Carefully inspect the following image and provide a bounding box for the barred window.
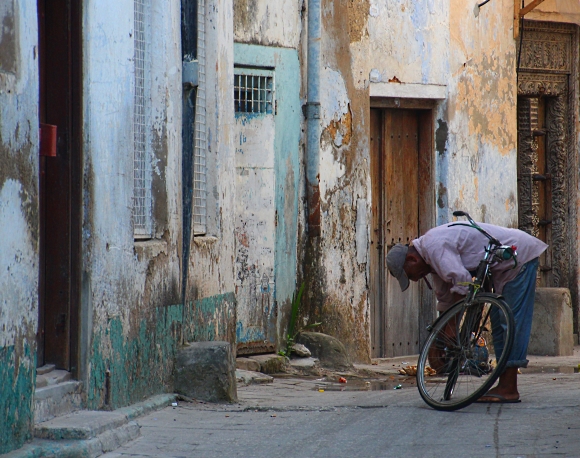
[234,69,274,114]
[133,0,152,238]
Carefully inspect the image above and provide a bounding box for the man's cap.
[386,244,410,292]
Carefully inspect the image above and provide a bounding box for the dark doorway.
[370,107,435,358]
[37,0,82,373]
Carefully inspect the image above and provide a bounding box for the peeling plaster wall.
[83,0,183,410]
[185,0,238,344]
[312,0,521,362]
[232,43,301,352]
[233,0,302,48]
[0,1,38,452]
[229,1,302,352]
[304,0,377,363]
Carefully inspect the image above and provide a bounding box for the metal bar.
[182,60,199,86]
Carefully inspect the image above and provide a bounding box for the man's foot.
[476,367,521,403]
[475,393,521,403]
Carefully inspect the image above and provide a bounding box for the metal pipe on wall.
[305,0,321,237]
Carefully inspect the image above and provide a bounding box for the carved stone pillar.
[517,97,539,238]
[546,95,567,287]
[517,21,575,294]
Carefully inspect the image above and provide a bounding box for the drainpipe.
[305,0,321,237]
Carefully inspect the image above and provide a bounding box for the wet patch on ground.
[313,376,417,392]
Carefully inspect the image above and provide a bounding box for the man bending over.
[386,220,547,403]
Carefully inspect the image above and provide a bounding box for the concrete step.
[5,394,176,458]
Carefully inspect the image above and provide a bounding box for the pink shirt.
[413,222,548,311]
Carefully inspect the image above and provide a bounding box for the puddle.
[521,366,579,374]
[313,378,416,392]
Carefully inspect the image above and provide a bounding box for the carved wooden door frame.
[517,20,579,334]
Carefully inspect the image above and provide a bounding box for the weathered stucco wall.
[301,0,377,363]
[0,1,39,452]
[438,0,518,227]
[362,0,449,88]
[529,0,580,24]
[307,0,520,362]
[185,0,238,345]
[83,0,183,409]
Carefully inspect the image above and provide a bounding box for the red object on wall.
[39,123,57,157]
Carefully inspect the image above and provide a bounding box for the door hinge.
[532,173,552,182]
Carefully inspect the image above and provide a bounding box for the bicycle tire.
[416,294,515,411]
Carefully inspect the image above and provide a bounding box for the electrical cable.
[477,0,492,7]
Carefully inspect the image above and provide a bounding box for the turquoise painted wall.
[87,293,236,410]
[233,44,301,344]
[0,345,35,454]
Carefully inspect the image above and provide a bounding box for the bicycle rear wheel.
[416,294,514,411]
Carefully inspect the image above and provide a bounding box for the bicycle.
[416,211,516,411]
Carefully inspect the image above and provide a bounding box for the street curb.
[3,394,176,458]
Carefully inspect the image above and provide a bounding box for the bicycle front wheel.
[416,294,514,411]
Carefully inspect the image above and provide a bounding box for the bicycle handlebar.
[449,210,518,269]
[449,211,501,245]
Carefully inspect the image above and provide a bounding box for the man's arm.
[431,275,466,312]
[425,243,472,296]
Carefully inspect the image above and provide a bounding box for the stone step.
[35,411,131,440]
[4,394,176,458]
[241,354,287,374]
[35,368,72,388]
[36,364,56,376]
[236,369,274,385]
[34,380,83,424]
[288,356,322,376]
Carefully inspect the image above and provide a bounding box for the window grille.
[234,70,274,114]
[193,0,207,235]
[133,0,152,238]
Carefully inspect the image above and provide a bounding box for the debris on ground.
[398,365,436,376]
[338,377,347,383]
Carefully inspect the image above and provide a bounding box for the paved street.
[103,351,580,458]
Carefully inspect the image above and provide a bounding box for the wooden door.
[370,108,434,358]
[38,0,82,372]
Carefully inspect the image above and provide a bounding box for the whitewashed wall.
[0,0,39,451]
[187,0,236,299]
